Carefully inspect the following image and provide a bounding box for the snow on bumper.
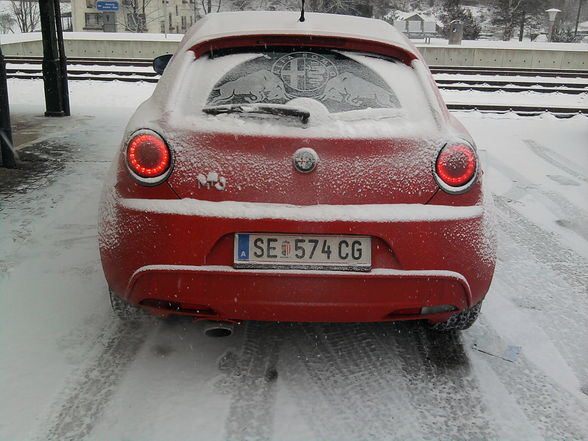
[119,198,484,223]
[99,197,495,322]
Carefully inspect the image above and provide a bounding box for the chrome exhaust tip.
[203,321,234,337]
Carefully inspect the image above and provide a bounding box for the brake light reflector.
[127,133,170,178]
[435,143,477,188]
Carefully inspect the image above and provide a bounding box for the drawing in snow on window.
[206,50,400,113]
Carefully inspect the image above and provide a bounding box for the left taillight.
[126,131,172,185]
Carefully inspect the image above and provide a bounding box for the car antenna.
[299,0,305,22]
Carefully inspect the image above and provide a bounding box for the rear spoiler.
[188,35,418,67]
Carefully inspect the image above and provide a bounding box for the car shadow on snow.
[154,317,471,373]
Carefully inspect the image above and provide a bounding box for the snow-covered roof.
[176,11,415,56]
[394,11,436,21]
[384,11,443,28]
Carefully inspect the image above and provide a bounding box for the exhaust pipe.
[203,321,234,337]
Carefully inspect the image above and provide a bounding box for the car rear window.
[205,49,401,113]
[172,47,438,136]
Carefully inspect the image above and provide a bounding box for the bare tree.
[0,13,16,33]
[199,0,222,14]
[10,0,40,33]
[307,0,372,17]
[232,0,253,9]
[120,0,161,32]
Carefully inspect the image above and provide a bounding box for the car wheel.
[429,302,482,332]
[109,288,145,321]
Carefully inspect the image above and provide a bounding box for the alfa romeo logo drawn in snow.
[272,52,338,95]
[207,50,400,112]
[293,148,319,173]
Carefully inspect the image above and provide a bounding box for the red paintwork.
[98,29,496,324]
[99,153,494,323]
[166,132,443,205]
[131,268,469,323]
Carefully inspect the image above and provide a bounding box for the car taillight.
[435,143,477,192]
[126,131,172,184]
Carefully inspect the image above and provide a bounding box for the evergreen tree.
[491,0,549,41]
[552,25,582,42]
[440,0,481,39]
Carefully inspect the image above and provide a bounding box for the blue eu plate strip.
[237,234,250,261]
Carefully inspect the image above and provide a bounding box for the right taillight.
[125,130,173,185]
[434,142,477,192]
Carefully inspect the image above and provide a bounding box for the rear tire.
[109,289,146,321]
[429,302,482,332]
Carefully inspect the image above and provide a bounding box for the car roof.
[177,11,419,59]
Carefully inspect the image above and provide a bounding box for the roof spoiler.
[188,35,418,66]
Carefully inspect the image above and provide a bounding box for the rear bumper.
[99,195,496,322]
[129,265,471,322]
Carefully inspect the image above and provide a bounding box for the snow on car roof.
[176,11,418,57]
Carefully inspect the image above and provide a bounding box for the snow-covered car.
[98,11,496,333]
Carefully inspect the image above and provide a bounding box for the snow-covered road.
[0,80,587,441]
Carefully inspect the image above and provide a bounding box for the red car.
[98,11,496,334]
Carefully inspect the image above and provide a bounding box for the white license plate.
[234,233,371,271]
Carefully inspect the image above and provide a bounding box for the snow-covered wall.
[418,45,588,69]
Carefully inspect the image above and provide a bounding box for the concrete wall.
[62,39,179,58]
[2,38,587,70]
[0,39,179,58]
[418,46,588,70]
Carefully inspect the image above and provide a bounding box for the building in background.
[71,0,200,33]
[61,11,73,31]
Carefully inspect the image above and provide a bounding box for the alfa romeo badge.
[293,148,319,173]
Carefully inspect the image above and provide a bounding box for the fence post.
[0,45,16,168]
[39,0,70,117]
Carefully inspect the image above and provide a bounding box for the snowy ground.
[443,87,588,108]
[0,79,587,441]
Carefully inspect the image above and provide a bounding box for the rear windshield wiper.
[202,103,310,124]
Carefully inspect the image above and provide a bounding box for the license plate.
[234,233,371,271]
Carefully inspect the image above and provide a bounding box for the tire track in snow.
[493,195,588,291]
[524,139,588,184]
[38,319,152,441]
[467,319,588,440]
[279,324,364,441]
[221,321,282,441]
[489,155,588,242]
[283,323,424,441]
[380,322,497,441]
[492,195,588,391]
[492,246,588,388]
